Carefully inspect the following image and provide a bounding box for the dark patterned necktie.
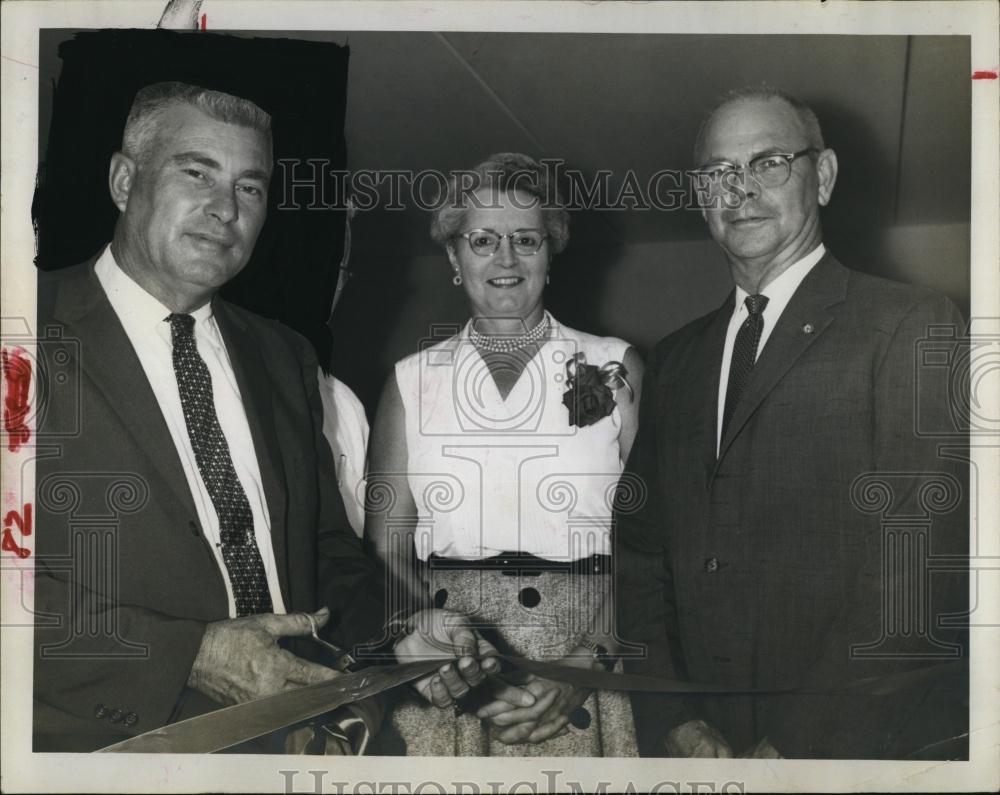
[168,313,273,616]
[721,293,770,441]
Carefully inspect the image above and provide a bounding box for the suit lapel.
[715,253,849,466]
[54,263,200,518]
[212,301,290,601]
[695,298,734,480]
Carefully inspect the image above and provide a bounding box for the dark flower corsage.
[561,352,634,428]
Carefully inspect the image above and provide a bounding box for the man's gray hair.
[693,84,825,164]
[121,81,272,164]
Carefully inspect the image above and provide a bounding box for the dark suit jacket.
[616,253,968,759]
[32,259,385,751]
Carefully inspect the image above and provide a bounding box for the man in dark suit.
[33,81,494,753]
[615,86,968,759]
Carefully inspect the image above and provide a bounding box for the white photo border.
[1,1,997,792]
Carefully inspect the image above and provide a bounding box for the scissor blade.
[99,659,441,754]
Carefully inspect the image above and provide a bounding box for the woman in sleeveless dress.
[366,153,644,757]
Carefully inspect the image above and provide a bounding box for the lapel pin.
[802,323,814,334]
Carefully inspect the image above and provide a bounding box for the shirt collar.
[733,243,826,314]
[95,245,215,339]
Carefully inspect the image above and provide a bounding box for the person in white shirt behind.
[318,372,369,537]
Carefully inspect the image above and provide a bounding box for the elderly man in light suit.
[615,86,968,759]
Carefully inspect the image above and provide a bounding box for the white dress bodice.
[394,314,630,560]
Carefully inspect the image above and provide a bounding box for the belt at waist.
[427,552,611,576]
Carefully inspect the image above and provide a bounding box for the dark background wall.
[35,29,351,368]
[38,31,971,414]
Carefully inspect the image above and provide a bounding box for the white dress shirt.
[716,243,826,452]
[95,246,286,616]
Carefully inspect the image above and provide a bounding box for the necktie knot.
[167,313,196,340]
[745,294,769,316]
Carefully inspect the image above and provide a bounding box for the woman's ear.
[445,242,459,271]
[109,152,137,213]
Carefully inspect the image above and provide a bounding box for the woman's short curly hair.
[430,153,570,255]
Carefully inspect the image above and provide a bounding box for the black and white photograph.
[1,1,997,792]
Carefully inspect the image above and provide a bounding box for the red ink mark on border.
[1,530,30,558]
[5,504,32,537]
[200,13,207,31]
[2,347,32,452]
[2,504,32,559]
[972,70,998,80]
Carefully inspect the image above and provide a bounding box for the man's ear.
[816,148,838,207]
[109,152,137,213]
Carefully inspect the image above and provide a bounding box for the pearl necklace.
[469,313,550,353]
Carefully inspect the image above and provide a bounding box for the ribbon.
[99,656,964,754]
[565,353,634,402]
[598,360,633,402]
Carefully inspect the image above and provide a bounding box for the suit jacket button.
[94,704,108,719]
[704,557,720,573]
[124,712,139,727]
[108,708,124,723]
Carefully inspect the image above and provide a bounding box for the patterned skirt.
[374,561,638,757]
